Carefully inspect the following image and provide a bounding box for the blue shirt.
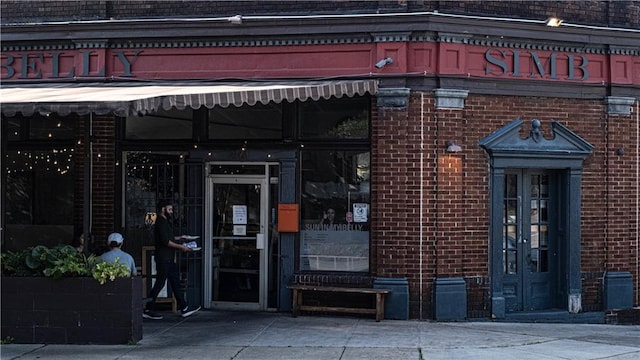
[100,248,137,276]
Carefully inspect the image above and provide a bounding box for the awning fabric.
[0,79,377,117]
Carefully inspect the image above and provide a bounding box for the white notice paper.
[353,203,368,222]
[233,225,247,236]
[233,205,247,224]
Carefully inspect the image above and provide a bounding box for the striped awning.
[0,79,377,117]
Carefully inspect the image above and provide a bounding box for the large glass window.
[300,150,370,272]
[3,113,77,251]
[208,102,283,140]
[299,96,369,139]
[124,152,203,265]
[29,114,75,139]
[5,117,22,141]
[126,108,193,139]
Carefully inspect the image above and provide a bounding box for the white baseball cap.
[107,232,124,245]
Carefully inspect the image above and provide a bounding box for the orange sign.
[277,204,299,232]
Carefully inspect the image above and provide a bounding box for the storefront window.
[299,96,369,139]
[5,117,21,141]
[209,102,283,140]
[29,114,75,139]
[3,113,77,251]
[300,150,370,272]
[3,149,75,250]
[126,108,193,139]
[124,152,203,264]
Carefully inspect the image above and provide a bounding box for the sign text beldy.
[1,50,141,80]
[485,49,589,80]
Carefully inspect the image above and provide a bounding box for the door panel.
[503,170,557,312]
[210,178,266,309]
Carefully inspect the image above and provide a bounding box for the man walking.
[143,200,201,320]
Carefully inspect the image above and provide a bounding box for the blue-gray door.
[503,169,558,312]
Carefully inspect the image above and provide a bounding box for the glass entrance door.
[206,173,268,310]
[503,169,558,312]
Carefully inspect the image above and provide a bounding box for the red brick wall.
[372,94,438,318]
[373,92,639,318]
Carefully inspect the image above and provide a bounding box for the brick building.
[1,1,638,320]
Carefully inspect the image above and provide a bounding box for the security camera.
[375,57,393,69]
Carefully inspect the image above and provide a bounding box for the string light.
[5,149,75,175]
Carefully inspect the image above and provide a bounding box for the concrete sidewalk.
[2,310,639,360]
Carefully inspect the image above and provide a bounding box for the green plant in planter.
[0,249,31,276]
[92,258,131,285]
[2,245,129,284]
[27,245,95,278]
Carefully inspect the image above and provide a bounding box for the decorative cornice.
[113,36,374,48]
[3,44,76,51]
[408,33,437,42]
[437,33,473,44]
[609,45,640,55]
[467,38,609,54]
[466,38,640,56]
[372,32,411,43]
[2,34,638,56]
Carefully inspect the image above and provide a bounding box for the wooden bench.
[288,284,391,322]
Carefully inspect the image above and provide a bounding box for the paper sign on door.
[233,225,246,236]
[233,205,247,224]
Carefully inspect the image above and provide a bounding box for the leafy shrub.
[1,245,129,284]
[92,258,131,284]
[0,249,31,276]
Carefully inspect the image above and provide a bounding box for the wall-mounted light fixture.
[545,17,563,27]
[375,57,394,69]
[228,14,243,24]
[446,141,462,153]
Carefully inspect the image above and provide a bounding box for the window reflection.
[299,97,370,139]
[126,108,193,139]
[4,149,74,250]
[530,174,549,273]
[124,152,201,265]
[503,174,518,274]
[209,102,282,140]
[29,114,75,139]
[300,150,370,272]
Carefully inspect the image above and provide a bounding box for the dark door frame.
[479,119,593,318]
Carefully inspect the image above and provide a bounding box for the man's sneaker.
[180,305,201,318]
[143,310,163,320]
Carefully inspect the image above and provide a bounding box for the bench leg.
[292,289,300,317]
[375,293,385,322]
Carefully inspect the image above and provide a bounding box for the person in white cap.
[100,232,137,276]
